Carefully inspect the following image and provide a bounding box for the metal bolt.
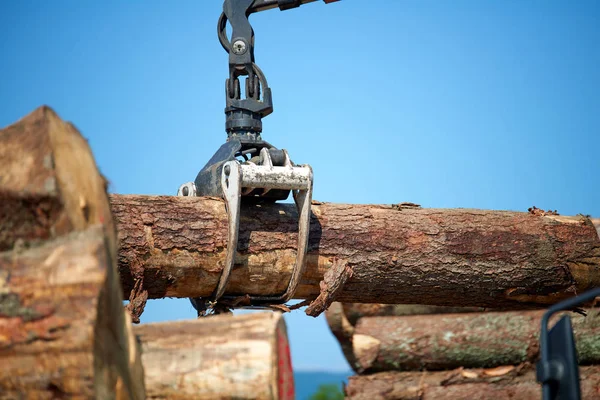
[232,40,247,55]
[224,164,231,176]
[182,186,189,196]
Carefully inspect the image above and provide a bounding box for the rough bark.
[325,302,488,373]
[111,194,600,309]
[351,309,600,372]
[134,312,293,400]
[0,106,144,399]
[344,365,600,400]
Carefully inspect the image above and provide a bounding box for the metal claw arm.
[219,0,340,141]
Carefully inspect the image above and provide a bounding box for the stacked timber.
[0,107,145,398]
[0,107,295,400]
[326,302,600,399]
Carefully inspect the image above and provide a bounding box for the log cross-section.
[112,194,600,309]
[134,312,293,400]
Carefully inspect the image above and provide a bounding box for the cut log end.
[135,312,292,400]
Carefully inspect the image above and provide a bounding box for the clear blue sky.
[1,0,599,373]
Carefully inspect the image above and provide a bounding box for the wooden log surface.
[0,106,144,399]
[344,365,600,400]
[341,303,485,326]
[351,309,600,373]
[326,302,488,373]
[134,312,293,400]
[111,194,600,309]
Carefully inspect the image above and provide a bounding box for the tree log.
[0,107,144,399]
[111,194,600,309]
[351,309,600,372]
[133,312,293,400]
[325,302,487,373]
[344,365,600,400]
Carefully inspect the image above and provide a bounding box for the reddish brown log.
[111,195,600,309]
[344,365,600,400]
[351,309,600,372]
[134,312,293,400]
[0,106,144,399]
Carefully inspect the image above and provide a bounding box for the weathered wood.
[134,312,293,400]
[0,107,144,399]
[111,194,600,309]
[344,365,600,400]
[351,309,600,372]
[0,227,144,398]
[325,302,487,373]
[0,106,114,251]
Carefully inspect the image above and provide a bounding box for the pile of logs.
[2,106,600,399]
[0,107,293,400]
[326,302,600,399]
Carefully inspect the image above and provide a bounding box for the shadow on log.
[134,312,293,400]
[0,106,144,398]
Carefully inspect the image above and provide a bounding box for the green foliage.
[309,383,344,400]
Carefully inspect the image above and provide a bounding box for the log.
[111,195,600,309]
[344,365,600,400]
[325,302,486,373]
[133,312,293,400]
[0,106,144,399]
[351,309,600,372]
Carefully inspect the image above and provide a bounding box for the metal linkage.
[180,0,339,313]
[218,0,340,140]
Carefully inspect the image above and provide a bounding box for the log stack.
[4,106,600,399]
[0,107,145,398]
[327,302,600,399]
[0,107,296,400]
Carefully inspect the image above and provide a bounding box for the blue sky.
[1,1,599,372]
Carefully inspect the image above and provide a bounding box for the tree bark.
[344,365,600,400]
[325,303,487,373]
[350,310,600,372]
[111,194,600,309]
[0,106,144,399]
[133,312,293,400]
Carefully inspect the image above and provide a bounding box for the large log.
[344,365,600,400]
[351,309,600,372]
[0,107,144,398]
[111,195,600,309]
[134,312,293,400]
